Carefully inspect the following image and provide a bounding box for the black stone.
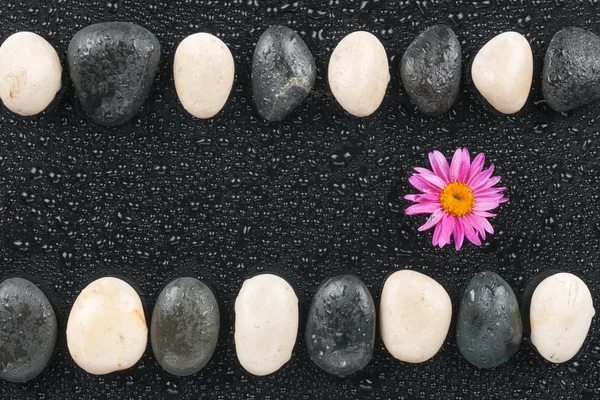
[68,22,161,126]
[400,24,461,117]
[305,274,375,377]
[0,278,57,382]
[456,272,522,369]
[542,27,600,112]
[252,26,316,122]
[151,277,220,376]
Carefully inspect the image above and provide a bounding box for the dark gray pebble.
[252,26,316,122]
[68,22,161,126]
[456,272,522,369]
[0,277,57,382]
[151,277,219,376]
[542,27,600,112]
[400,24,461,117]
[305,274,375,377]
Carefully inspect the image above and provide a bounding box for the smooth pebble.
[0,278,57,382]
[471,32,533,114]
[380,270,452,363]
[67,277,148,375]
[530,273,595,363]
[235,274,298,376]
[174,33,235,119]
[151,277,220,376]
[0,32,62,116]
[328,31,390,117]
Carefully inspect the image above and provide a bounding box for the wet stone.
[305,275,375,377]
[400,24,461,117]
[456,272,522,369]
[252,26,316,122]
[151,277,220,376]
[0,277,57,382]
[542,27,600,113]
[68,22,161,126]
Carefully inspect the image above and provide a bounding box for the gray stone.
[0,277,57,382]
[252,26,316,121]
[400,24,461,117]
[305,274,375,377]
[542,27,600,112]
[68,22,161,126]
[456,272,522,369]
[151,277,220,376]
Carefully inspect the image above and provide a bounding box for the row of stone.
[2,23,600,124]
[0,270,594,382]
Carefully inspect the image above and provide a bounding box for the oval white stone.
[471,31,533,114]
[174,32,235,119]
[328,31,390,117]
[67,277,148,375]
[0,32,62,116]
[234,274,298,376]
[380,270,452,363]
[530,273,595,363]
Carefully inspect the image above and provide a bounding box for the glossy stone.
[400,24,461,117]
[542,27,600,112]
[252,26,316,122]
[67,277,147,375]
[456,272,522,368]
[380,270,452,363]
[68,22,161,126]
[0,32,62,116]
[328,31,390,117]
[471,32,533,114]
[235,274,298,376]
[305,275,375,377]
[530,273,595,363]
[174,32,235,119]
[151,277,220,376]
[0,278,57,382]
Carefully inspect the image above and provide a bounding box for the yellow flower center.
[439,182,475,217]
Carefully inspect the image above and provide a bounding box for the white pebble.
[471,32,533,114]
[0,32,62,116]
[235,274,298,376]
[530,273,595,363]
[380,270,452,363]
[67,277,148,375]
[174,33,235,119]
[328,31,390,117]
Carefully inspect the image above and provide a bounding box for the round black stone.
[542,27,600,112]
[0,277,57,383]
[456,271,522,369]
[305,274,375,377]
[67,22,161,126]
[252,25,316,122]
[151,277,220,376]
[400,24,461,117]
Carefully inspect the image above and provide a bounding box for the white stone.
[234,274,298,376]
[530,273,595,363]
[471,31,533,114]
[380,270,452,363]
[328,31,390,117]
[0,32,62,116]
[174,33,235,119]
[67,277,148,375]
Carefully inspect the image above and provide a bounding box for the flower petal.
[473,175,502,192]
[406,202,442,215]
[463,223,482,246]
[472,210,497,218]
[418,209,445,231]
[409,174,446,193]
[467,153,485,182]
[471,214,494,234]
[469,164,494,188]
[453,218,465,251]
[449,148,469,182]
[473,201,501,212]
[432,222,443,246]
[414,167,434,175]
[429,151,450,183]
[440,214,455,246]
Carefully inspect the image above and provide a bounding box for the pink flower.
[404,148,508,251]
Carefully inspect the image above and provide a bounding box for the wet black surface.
[0,1,599,399]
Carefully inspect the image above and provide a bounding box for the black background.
[1,0,599,399]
